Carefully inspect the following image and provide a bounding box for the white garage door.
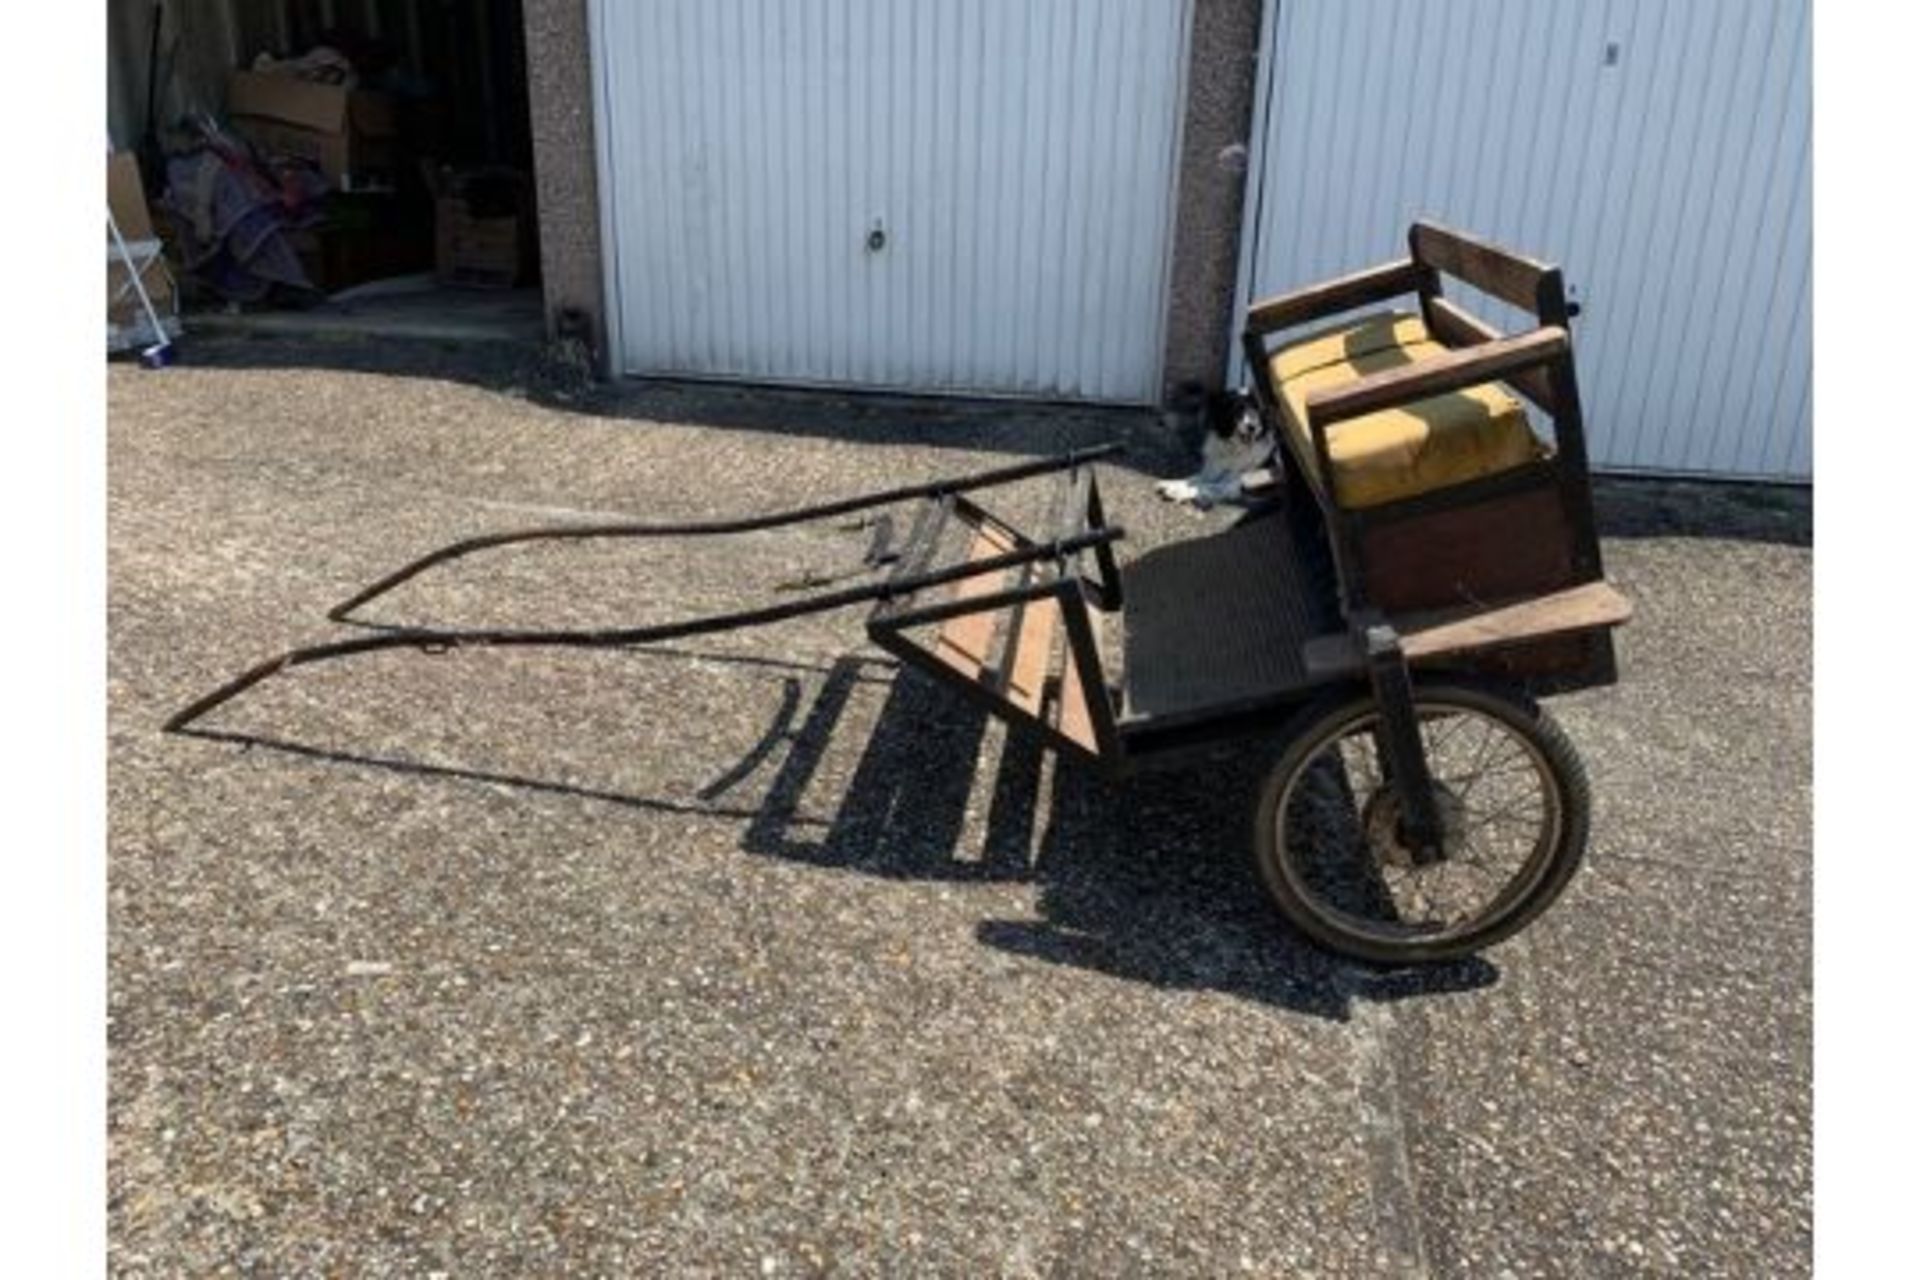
[1233,0,1811,479]
[590,0,1193,403]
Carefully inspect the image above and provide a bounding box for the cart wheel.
[1251,678,1590,965]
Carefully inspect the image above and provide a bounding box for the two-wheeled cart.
[170,222,1630,966]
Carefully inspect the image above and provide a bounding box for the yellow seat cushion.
[1267,311,1544,508]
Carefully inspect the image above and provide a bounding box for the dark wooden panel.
[1359,483,1576,615]
[1463,631,1611,688]
[1411,221,1558,315]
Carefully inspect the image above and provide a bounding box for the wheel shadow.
[735,654,1500,1021]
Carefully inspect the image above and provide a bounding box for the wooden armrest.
[1422,296,1557,413]
[1244,258,1424,336]
[1305,327,1569,428]
[1302,580,1633,676]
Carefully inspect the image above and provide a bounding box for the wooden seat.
[1240,220,1614,688]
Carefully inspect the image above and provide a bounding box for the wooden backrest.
[1408,220,1572,414]
[1409,220,1571,325]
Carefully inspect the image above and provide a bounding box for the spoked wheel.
[1252,678,1591,965]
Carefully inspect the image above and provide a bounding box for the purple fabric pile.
[162,134,329,303]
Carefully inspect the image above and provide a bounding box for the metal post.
[1363,621,1443,860]
[108,205,173,365]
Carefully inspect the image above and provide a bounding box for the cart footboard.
[866,462,1122,767]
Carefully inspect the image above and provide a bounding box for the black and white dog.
[1155,389,1277,509]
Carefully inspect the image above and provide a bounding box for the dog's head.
[1204,390,1266,446]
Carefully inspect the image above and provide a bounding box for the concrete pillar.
[1159,0,1265,403]
[521,0,609,367]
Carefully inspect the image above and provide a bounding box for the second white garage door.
[1231,0,1811,479]
[590,0,1193,403]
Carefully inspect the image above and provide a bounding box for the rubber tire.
[1251,677,1592,966]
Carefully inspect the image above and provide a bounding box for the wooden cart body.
[872,221,1629,779]
[866,455,1628,782]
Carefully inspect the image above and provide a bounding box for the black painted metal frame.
[164,447,1127,735]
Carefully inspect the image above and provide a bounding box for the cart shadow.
[738,656,1500,1022]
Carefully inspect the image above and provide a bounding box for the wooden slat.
[1410,221,1558,316]
[1304,327,1568,427]
[1056,647,1097,752]
[1303,580,1634,676]
[1244,258,1423,335]
[1004,597,1061,717]
[932,523,1017,678]
[1401,581,1631,658]
[1422,297,1557,413]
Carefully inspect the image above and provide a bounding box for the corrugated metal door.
[1234,0,1811,479]
[590,0,1193,403]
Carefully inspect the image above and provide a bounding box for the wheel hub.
[1361,782,1467,867]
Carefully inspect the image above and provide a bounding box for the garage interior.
[107,0,542,348]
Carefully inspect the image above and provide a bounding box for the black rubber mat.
[1118,506,1342,729]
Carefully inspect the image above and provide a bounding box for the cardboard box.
[108,248,175,321]
[107,151,177,348]
[435,197,525,288]
[107,152,154,240]
[227,69,398,188]
[227,69,395,135]
[231,117,398,188]
[287,206,433,295]
[430,168,533,288]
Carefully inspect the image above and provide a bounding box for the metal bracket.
[1044,465,1122,612]
[862,512,898,567]
[1082,472,1123,611]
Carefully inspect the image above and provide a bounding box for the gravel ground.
[108,337,1811,1277]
